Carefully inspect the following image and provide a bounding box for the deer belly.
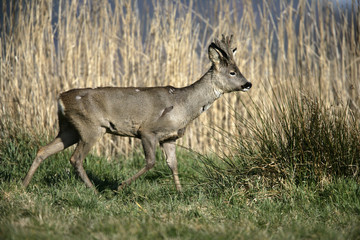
[102,118,141,137]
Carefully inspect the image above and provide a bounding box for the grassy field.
[1,0,360,239]
[1,94,360,239]
[0,127,359,240]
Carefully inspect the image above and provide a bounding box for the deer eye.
[230,71,236,76]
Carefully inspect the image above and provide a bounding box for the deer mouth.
[241,82,252,92]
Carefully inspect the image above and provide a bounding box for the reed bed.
[1,0,359,156]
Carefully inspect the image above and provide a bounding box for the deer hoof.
[117,182,128,191]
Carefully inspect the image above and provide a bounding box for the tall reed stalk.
[1,0,359,156]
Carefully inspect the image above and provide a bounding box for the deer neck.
[182,70,223,116]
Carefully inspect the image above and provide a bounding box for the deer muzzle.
[241,82,252,92]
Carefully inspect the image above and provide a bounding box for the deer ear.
[232,47,237,57]
[208,44,224,65]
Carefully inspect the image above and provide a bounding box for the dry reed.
[1,0,359,156]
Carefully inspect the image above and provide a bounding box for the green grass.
[0,112,360,239]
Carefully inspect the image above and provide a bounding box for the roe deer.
[23,35,252,192]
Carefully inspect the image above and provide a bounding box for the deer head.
[208,35,252,93]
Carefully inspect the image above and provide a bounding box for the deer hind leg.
[161,141,182,192]
[69,135,101,191]
[118,132,157,190]
[23,129,79,187]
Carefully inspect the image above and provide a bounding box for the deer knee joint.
[70,156,77,167]
[36,146,48,160]
[166,156,177,170]
[146,159,156,170]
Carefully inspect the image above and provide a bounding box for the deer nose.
[241,82,252,92]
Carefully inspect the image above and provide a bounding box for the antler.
[212,34,235,60]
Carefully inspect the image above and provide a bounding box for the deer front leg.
[161,141,182,192]
[118,132,157,190]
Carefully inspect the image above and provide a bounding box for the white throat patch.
[213,87,223,99]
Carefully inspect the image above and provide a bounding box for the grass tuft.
[196,93,360,193]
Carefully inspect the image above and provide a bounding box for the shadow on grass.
[86,171,120,193]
